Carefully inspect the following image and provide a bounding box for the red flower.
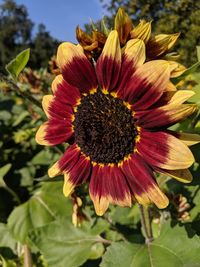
[36,31,198,216]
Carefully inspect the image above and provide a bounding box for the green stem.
[4,186,21,204]
[52,145,64,155]
[139,204,153,244]
[1,180,21,204]
[96,236,112,245]
[23,245,33,267]
[190,109,200,129]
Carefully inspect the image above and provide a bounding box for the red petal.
[89,165,109,216]
[122,60,170,110]
[121,153,169,208]
[107,165,132,207]
[57,43,97,93]
[136,104,197,129]
[136,130,194,170]
[116,39,145,98]
[52,75,81,106]
[48,144,80,177]
[42,95,74,121]
[89,164,132,215]
[96,31,121,92]
[36,119,73,146]
[63,154,91,197]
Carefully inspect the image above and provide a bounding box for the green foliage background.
[1,0,200,266]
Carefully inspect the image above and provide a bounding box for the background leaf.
[29,219,105,267]
[0,164,12,186]
[0,164,12,179]
[0,223,16,252]
[172,62,200,84]
[101,223,200,267]
[6,48,30,80]
[12,111,30,127]
[7,181,72,243]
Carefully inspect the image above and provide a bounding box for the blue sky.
[3,0,108,42]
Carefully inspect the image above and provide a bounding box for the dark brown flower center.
[73,90,137,164]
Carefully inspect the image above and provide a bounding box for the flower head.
[77,8,182,70]
[36,29,198,216]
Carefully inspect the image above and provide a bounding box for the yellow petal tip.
[35,124,48,146]
[48,163,61,178]
[91,195,109,216]
[63,173,74,197]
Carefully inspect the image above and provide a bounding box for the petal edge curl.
[156,168,192,183]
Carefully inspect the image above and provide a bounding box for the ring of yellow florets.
[73,89,138,164]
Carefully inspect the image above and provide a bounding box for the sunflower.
[77,8,183,70]
[36,30,199,216]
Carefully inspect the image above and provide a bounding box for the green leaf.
[89,18,98,31]
[0,223,16,251]
[110,205,140,226]
[188,84,200,105]
[0,256,17,267]
[7,200,53,244]
[88,243,104,260]
[0,164,12,178]
[101,17,110,36]
[88,218,109,236]
[31,149,56,165]
[29,219,105,267]
[100,242,141,267]
[12,111,30,126]
[172,62,200,84]
[18,167,35,187]
[187,184,200,221]
[0,164,12,186]
[101,223,200,267]
[34,181,72,217]
[6,48,30,80]
[7,181,72,243]
[191,72,200,84]
[0,111,12,122]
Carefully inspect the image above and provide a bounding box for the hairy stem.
[139,204,153,244]
[23,245,33,267]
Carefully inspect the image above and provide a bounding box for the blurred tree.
[0,0,59,70]
[0,0,33,70]
[100,0,200,66]
[30,24,59,69]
